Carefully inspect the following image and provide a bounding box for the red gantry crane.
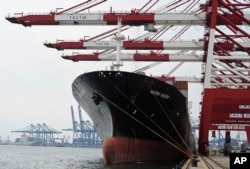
[198,0,250,155]
[6,0,250,156]
[44,39,249,51]
[5,1,250,27]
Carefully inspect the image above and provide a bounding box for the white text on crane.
[69,15,87,20]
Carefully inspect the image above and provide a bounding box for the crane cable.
[145,79,193,157]
[97,73,189,155]
[88,84,188,155]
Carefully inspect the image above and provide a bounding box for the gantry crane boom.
[155,76,202,83]
[71,105,80,131]
[78,105,84,131]
[6,11,250,27]
[5,12,205,27]
[44,39,250,51]
[62,52,204,62]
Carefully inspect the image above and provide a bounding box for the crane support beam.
[6,12,250,27]
[44,40,249,51]
[62,52,204,62]
[155,76,202,83]
[209,124,250,131]
[5,12,204,26]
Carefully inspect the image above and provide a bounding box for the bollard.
[191,158,199,167]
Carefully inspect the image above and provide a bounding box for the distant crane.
[63,105,101,147]
[11,123,62,146]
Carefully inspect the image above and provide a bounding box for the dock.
[183,153,230,169]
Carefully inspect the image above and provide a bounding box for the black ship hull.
[72,71,193,164]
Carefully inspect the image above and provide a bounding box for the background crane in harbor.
[11,123,62,146]
[63,105,101,147]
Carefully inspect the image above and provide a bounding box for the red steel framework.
[43,39,248,51]
[199,0,250,155]
[6,0,250,156]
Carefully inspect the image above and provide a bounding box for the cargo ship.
[14,134,44,146]
[72,71,194,164]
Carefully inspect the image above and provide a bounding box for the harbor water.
[0,145,103,169]
[0,145,177,169]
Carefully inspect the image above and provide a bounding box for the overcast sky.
[0,0,203,142]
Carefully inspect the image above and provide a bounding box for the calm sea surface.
[0,145,176,169]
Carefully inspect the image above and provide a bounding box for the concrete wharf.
[183,153,230,169]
